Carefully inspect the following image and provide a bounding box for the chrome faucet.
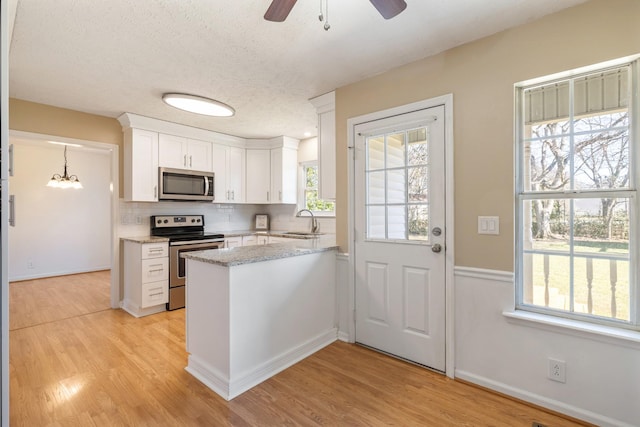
[296,209,319,233]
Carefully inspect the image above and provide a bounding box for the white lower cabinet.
[225,237,243,248]
[268,236,291,243]
[242,235,257,246]
[123,241,169,317]
[256,235,269,245]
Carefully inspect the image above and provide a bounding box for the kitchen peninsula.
[182,237,338,400]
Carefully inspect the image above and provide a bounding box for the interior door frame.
[347,94,455,378]
[9,130,120,309]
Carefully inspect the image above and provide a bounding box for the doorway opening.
[8,131,119,320]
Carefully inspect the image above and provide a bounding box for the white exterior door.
[354,106,446,371]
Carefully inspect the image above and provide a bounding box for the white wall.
[8,142,111,281]
[454,268,640,427]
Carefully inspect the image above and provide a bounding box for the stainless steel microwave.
[158,167,214,201]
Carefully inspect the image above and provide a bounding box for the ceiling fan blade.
[264,0,298,22]
[369,0,407,20]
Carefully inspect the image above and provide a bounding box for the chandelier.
[46,145,83,189]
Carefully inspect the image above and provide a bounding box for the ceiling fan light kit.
[264,0,407,28]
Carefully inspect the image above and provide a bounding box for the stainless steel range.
[150,215,224,310]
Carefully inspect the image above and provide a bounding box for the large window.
[516,60,639,329]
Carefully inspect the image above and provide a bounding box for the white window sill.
[503,310,640,350]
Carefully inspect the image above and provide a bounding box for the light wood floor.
[10,270,111,330]
[9,272,592,426]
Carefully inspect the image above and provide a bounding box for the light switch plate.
[478,216,499,235]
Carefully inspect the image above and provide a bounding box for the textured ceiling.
[9,0,587,140]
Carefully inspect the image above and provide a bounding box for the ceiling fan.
[264,0,408,22]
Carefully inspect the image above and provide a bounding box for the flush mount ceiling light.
[162,93,235,117]
[47,145,83,189]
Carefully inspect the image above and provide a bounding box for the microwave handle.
[204,176,210,197]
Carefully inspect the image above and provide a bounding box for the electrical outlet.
[27,260,35,269]
[548,358,566,383]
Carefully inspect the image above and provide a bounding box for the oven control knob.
[197,219,201,222]
[163,219,168,224]
[191,219,195,223]
[156,219,161,224]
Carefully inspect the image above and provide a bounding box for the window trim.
[297,161,335,217]
[514,57,640,330]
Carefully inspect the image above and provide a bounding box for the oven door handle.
[170,239,224,247]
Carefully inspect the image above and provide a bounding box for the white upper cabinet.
[246,137,299,204]
[212,144,245,203]
[159,134,212,172]
[187,139,213,172]
[123,128,159,202]
[310,91,336,200]
[118,113,299,205]
[271,145,298,204]
[245,149,271,203]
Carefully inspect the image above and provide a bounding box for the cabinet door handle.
[232,190,235,200]
[184,154,187,168]
[9,144,14,176]
[267,191,270,201]
[154,186,157,199]
[190,156,193,168]
[279,190,282,201]
[9,195,15,227]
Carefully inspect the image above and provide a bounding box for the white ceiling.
[9,0,587,140]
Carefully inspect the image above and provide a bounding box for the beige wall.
[9,98,124,196]
[335,0,640,271]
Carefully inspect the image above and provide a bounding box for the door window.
[365,127,430,242]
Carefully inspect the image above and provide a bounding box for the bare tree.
[574,113,629,238]
[527,112,629,240]
[528,121,570,238]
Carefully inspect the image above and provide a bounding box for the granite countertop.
[223,230,323,239]
[120,236,169,244]
[182,235,338,266]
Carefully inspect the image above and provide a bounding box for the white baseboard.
[9,266,111,282]
[337,331,350,342]
[185,356,230,399]
[187,328,338,401]
[455,370,633,427]
[120,299,166,318]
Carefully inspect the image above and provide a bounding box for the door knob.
[432,243,442,253]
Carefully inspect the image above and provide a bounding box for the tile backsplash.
[118,200,335,237]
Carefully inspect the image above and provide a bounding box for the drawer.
[142,242,168,259]
[242,235,257,246]
[141,258,169,283]
[141,281,168,308]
